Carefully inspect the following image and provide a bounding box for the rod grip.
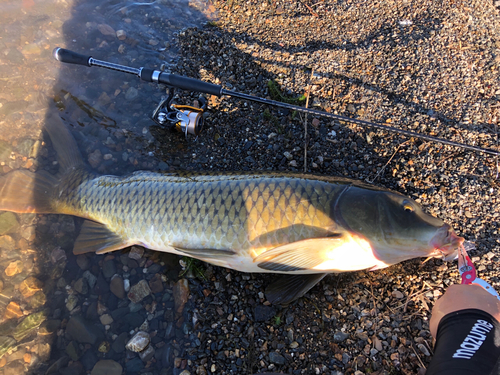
[53,47,92,67]
[158,72,222,96]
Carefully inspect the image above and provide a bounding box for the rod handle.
[157,72,222,97]
[53,47,91,67]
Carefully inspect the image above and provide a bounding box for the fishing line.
[53,47,500,157]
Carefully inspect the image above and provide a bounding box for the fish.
[0,113,464,305]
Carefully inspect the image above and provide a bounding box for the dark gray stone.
[254,305,276,322]
[66,315,103,345]
[269,351,286,365]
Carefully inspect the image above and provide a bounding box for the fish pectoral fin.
[265,273,328,306]
[174,247,236,259]
[73,220,129,255]
[254,237,345,272]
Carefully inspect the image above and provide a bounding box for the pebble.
[19,276,43,298]
[126,331,150,352]
[110,275,125,299]
[129,246,144,260]
[173,279,189,315]
[99,314,113,325]
[91,360,123,375]
[4,260,23,277]
[127,279,151,303]
[66,315,103,345]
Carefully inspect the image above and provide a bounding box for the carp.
[0,113,463,304]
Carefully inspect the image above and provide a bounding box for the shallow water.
[0,0,214,373]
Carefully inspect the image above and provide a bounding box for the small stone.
[125,87,138,100]
[129,246,144,260]
[128,280,151,303]
[269,351,286,365]
[116,30,126,40]
[0,212,19,235]
[173,279,189,315]
[102,259,116,279]
[51,247,67,264]
[4,260,23,277]
[100,314,113,325]
[19,276,43,298]
[103,153,113,160]
[290,341,299,349]
[126,331,150,352]
[112,332,128,353]
[283,151,293,160]
[334,331,350,342]
[149,274,164,294]
[28,291,46,309]
[418,343,430,356]
[4,302,23,320]
[88,149,102,169]
[83,270,97,289]
[66,341,81,361]
[76,255,90,270]
[97,24,116,36]
[23,353,31,364]
[66,315,103,345]
[13,311,46,341]
[254,305,275,322]
[311,118,320,128]
[66,294,78,311]
[74,278,88,295]
[110,275,125,299]
[98,341,110,353]
[91,360,122,375]
[139,344,155,362]
[392,290,404,299]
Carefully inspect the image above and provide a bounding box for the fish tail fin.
[44,112,84,173]
[0,169,58,213]
[0,111,86,214]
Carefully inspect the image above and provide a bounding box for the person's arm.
[427,284,500,375]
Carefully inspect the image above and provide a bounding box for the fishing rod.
[53,47,500,156]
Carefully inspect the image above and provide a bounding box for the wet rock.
[149,274,164,294]
[254,305,276,322]
[66,315,103,345]
[0,235,15,252]
[13,310,46,341]
[128,279,151,303]
[74,278,88,295]
[66,341,81,361]
[102,259,116,279]
[99,314,113,325]
[125,357,144,372]
[28,291,46,309]
[126,331,150,352]
[83,271,97,290]
[66,294,78,311]
[76,255,90,270]
[0,336,15,359]
[97,24,115,36]
[125,87,139,100]
[88,149,102,169]
[98,341,110,353]
[60,362,85,375]
[112,332,128,353]
[392,290,404,299]
[91,360,122,375]
[139,345,155,362]
[80,350,98,372]
[129,246,144,260]
[3,360,25,375]
[4,260,23,277]
[269,351,286,365]
[51,247,67,264]
[173,279,189,315]
[3,302,23,320]
[110,275,125,299]
[0,212,18,235]
[19,276,43,298]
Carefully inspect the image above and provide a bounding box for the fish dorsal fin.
[174,247,236,258]
[74,220,129,255]
[44,112,84,173]
[265,273,327,305]
[255,236,382,272]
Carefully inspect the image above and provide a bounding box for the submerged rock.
[13,310,46,341]
[173,279,189,315]
[0,336,16,358]
[66,315,103,345]
[125,331,150,352]
[0,212,19,236]
[127,280,151,303]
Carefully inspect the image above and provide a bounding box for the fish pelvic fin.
[0,169,58,213]
[74,220,130,255]
[44,112,84,173]
[265,273,327,306]
[255,236,382,272]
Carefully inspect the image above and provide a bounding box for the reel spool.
[152,90,207,138]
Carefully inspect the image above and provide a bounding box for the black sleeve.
[426,309,500,375]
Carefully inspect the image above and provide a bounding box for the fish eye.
[402,200,414,212]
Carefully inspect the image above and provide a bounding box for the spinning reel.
[152,89,207,138]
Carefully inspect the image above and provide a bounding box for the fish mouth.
[429,224,464,260]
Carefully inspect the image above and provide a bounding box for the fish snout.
[430,224,464,256]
